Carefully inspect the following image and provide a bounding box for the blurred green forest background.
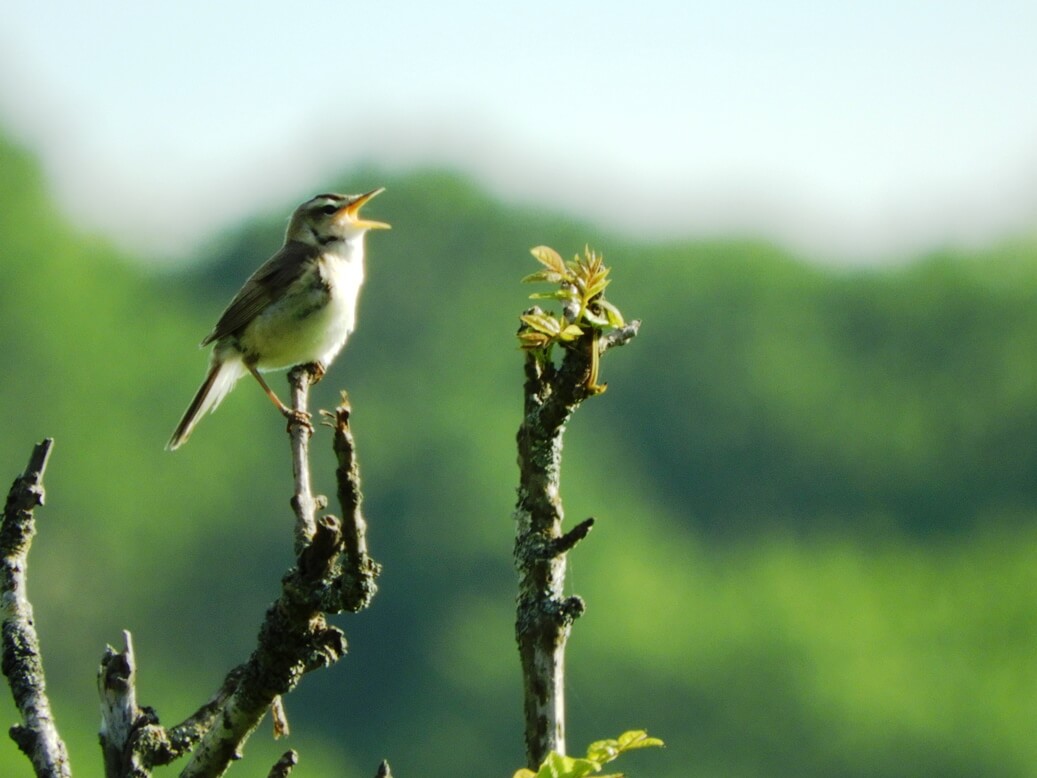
[2,127,1037,778]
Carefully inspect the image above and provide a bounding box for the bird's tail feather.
[166,357,247,450]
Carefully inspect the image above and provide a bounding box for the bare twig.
[324,393,380,613]
[270,695,290,739]
[598,320,641,354]
[287,364,325,555]
[374,759,393,777]
[98,633,141,764]
[97,631,178,778]
[266,749,298,778]
[1,439,72,778]
[552,518,595,556]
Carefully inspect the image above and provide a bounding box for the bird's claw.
[284,408,314,436]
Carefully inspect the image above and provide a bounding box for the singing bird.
[167,189,390,450]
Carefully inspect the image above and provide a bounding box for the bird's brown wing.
[201,240,316,346]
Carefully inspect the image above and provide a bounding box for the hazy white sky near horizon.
[2,0,1035,263]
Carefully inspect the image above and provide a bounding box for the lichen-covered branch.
[0,438,72,778]
[325,393,380,613]
[177,576,348,778]
[512,338,594,766]
[179,381,381,778]
[266,750,298,778]
[2,379,382,778]
[98,632,182,778]
[512,246,640,768]
[166,666,244,752]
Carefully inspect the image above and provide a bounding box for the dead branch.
[0,439,72,778]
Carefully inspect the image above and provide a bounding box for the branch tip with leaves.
[519,245,635,394]
[514,245,640,767]
[513,729,665,778]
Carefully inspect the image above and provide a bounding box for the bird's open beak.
[343,187,390,230]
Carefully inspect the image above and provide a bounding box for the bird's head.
[288,189,390,245]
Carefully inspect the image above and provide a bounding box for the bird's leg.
[247,365,292,414]
[248,366,313,433]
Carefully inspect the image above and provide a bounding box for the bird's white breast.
[313,241,366,362]
[248,237,366,371]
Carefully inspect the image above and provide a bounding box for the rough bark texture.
[2,374,382,777]
[266,750,297,778]
[179,380,380,778]
[0,439,72,778]
[97,632,192,778]
[513,321,640,768]
[326,393,380,613]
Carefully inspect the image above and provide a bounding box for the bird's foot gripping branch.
[513,245,642,769]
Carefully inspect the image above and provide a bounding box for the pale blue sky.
[2,1,1035,261]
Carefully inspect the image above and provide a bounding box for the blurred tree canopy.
[1,130,1037,777]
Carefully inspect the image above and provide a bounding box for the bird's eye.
[320,204,338,215]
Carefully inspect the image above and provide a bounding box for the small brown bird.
[167,189,389,450]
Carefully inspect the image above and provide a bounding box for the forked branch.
[179,371,380,777]
[2,370,383,778]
